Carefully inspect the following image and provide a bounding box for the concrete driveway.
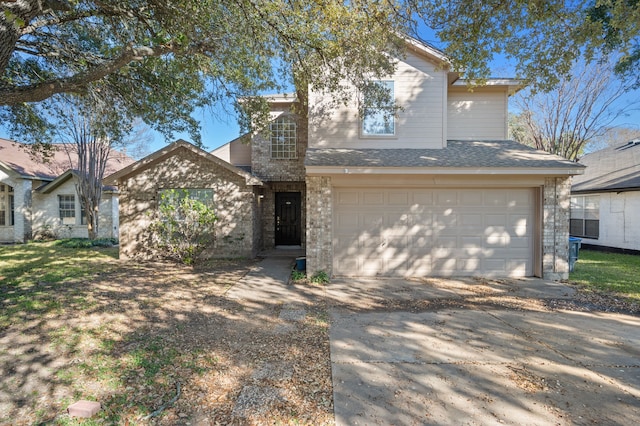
[326,278,640,425]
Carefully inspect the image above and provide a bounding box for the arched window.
[270,116,297,159]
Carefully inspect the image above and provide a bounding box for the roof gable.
[572,140,640,192]
[104,139,263,186]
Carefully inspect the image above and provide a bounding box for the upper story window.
[0,184,14,226]
[361,80,395,136]
[270,116,297,159]
[570,195,599,239]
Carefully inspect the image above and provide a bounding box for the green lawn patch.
[570,249,640,300]
[0,241,118,329]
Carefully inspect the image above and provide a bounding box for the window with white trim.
[361,80,395,136]
[570,195,599,239]
[59,194,76,225]
[0,184,14,226]
[270,116,297,159]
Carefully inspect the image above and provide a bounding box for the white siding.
[308,50,448,149]
[578,191,640,251]
[211,143,230,162]
[32,178,117,239]
[447,89,508,140]
[212,139,252,167]
[229,139,252,166]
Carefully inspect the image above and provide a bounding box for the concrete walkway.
[225,255,322,305]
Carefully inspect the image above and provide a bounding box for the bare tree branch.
[511,59,640,160]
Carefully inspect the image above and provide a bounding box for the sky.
[2,27,639,157]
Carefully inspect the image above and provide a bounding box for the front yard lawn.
[0,242,333,425]
[570,249,640,300]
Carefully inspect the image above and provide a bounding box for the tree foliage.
[2,1,639,145]
[1,0,406,144]
[149,190,218,265]
[408,0,640,89]
[509,60,639,160]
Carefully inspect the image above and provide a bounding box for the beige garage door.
[333,188,535,277]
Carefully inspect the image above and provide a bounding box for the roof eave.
[571,186,640,194]
[37,169,76,193]
[306,166,584,176]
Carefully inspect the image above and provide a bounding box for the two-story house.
[106,39,583,280]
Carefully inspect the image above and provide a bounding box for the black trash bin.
[569,237,582,272]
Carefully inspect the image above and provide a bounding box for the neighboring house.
[0,138,134,242]
[106,39,584,280]
[571,139,640,252]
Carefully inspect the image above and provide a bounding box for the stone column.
[305,176,332,277]
[542,177,571,280]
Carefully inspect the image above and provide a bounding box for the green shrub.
[148,189,218,265]
[53,238,118,248]
[291,269,306,281]
[309,270,330,284]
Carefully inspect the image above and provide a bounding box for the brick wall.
[117,147,258,260]
[542,176,571,280]
[251,111,308,181]
[305,176,332,276]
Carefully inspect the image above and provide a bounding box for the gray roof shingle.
[572,140,640,192]
[305,140,582,170]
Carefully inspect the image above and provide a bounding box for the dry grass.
[0,242,333,425]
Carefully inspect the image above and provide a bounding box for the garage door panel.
[388,192,410,205]
[460,191,483,205]
[333,188,535,277]
[434,191,459,206]
[336,191,360,205]
[485,191,508,206]
[412,191,434,205]
[363,192,384,205]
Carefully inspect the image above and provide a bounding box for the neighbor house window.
[361,80,395,136]
[0,184,14,226]
[570,195,599,239]
[59,194,76,225]
[80,203,87,225]
[270,116,297,159]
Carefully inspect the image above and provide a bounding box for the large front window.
[361,80,395,136]
[270,116,297,159]
[158,189,214,209]
[0,184,14,226]
[570,195,599,239]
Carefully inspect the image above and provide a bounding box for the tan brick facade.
[116,146,260,260]
[542,176,572,280]
[305,176,332,276]
[251,112,307,182]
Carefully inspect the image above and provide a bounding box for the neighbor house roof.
[305,140,584,175]
[0,137,134,181]
[104,139,263,186]
[572,139,640,193]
